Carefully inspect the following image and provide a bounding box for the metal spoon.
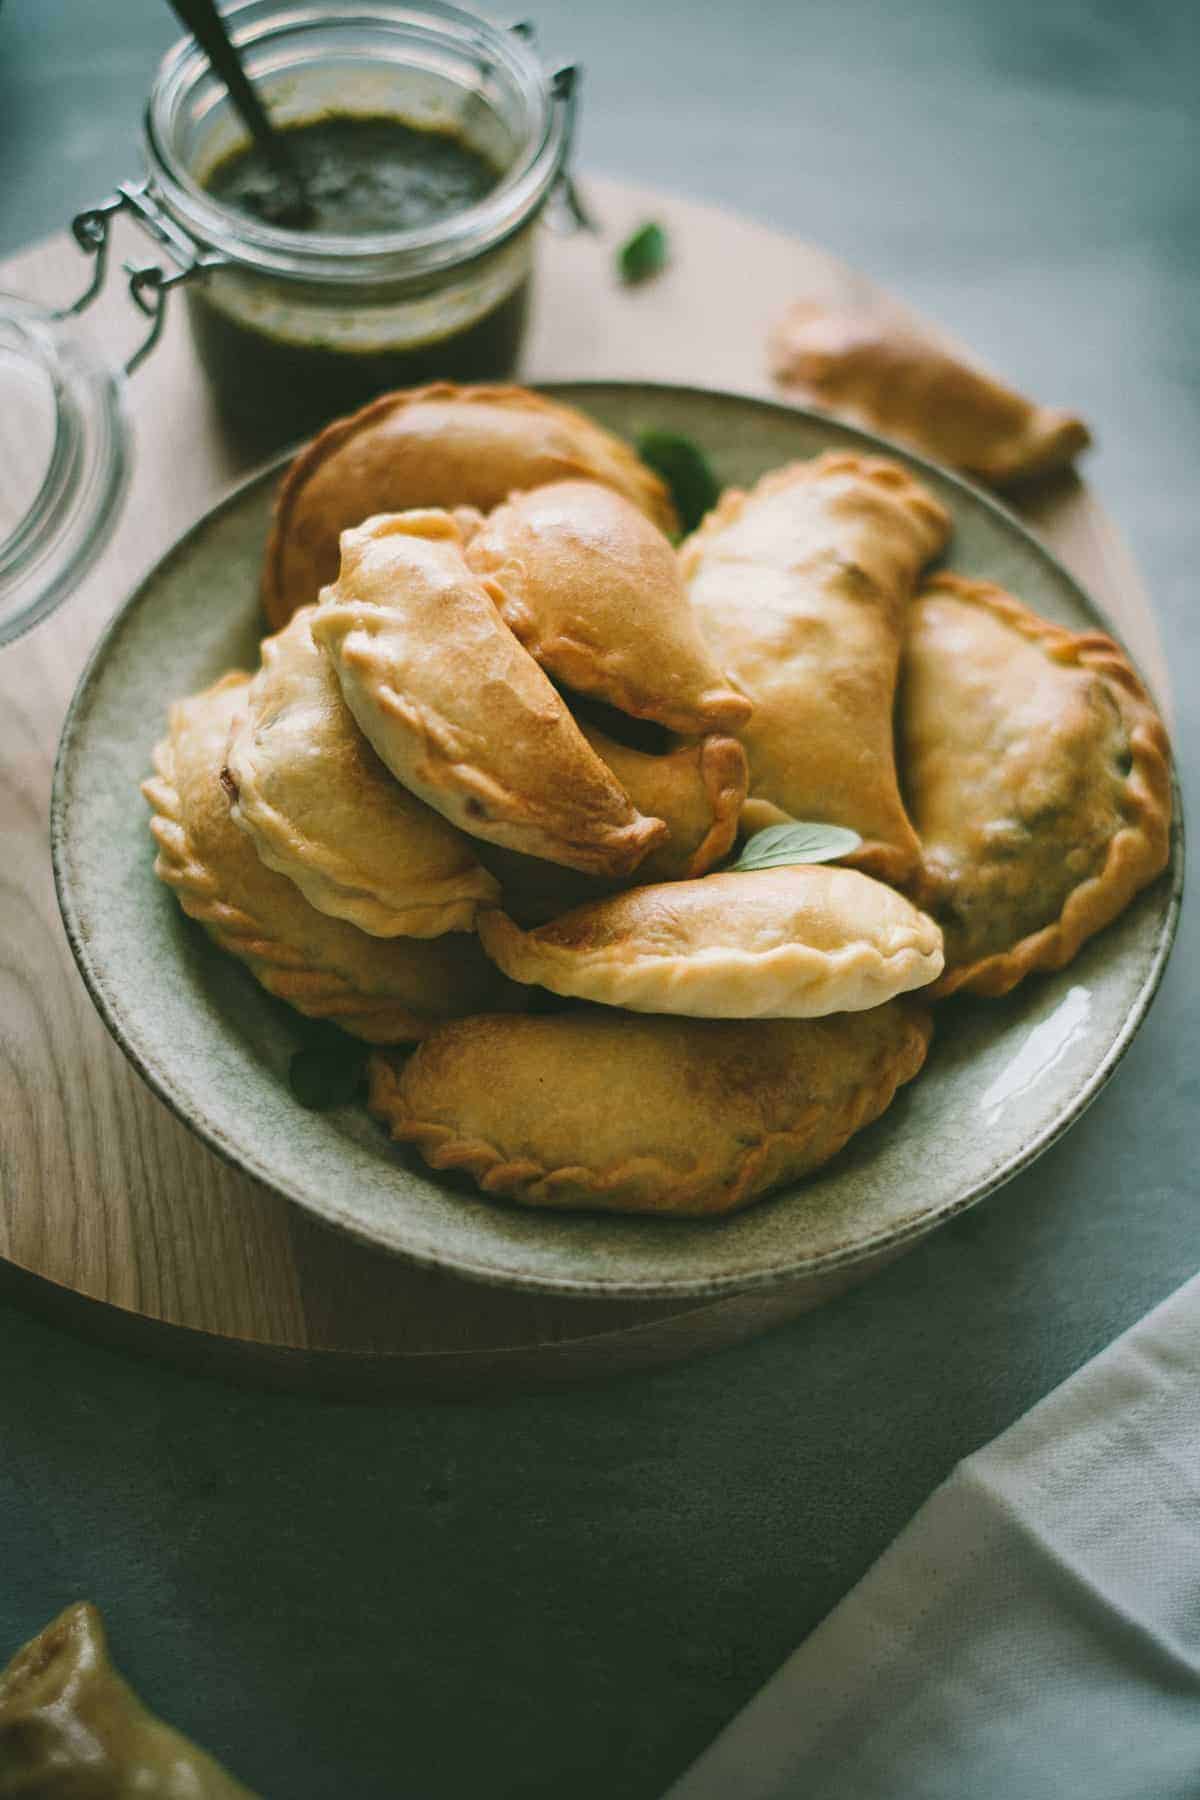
[165,0,314,228]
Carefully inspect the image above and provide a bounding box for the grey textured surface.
[2,3,1197,1798]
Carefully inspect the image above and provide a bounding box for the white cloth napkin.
[668,1272,1200,1800]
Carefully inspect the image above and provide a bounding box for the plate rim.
[50,380,1186,1300]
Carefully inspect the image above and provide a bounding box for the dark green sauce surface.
[203,114,501,235]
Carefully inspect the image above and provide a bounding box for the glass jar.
[0,2,581,642]
[89,1,580,450]
[0,296,128,645]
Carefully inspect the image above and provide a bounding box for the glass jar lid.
[0,293,129,647]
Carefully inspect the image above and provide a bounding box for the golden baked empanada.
[369,1001,932,1216]
[478,865,944,1017]
[465,479,751,733]
[473,730,748,923]
[681,452,949,882]
[770,304,1091,487]
[142,673,518,1042]
[902,573,1172,997]
[581,724,747,884]
[262,382,678,627]
[0,1602,255,1798]
[223,605,498,937]
[310,511,667,878]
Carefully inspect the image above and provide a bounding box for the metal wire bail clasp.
[505,24,592,234]
[60,181,228,374]
[548,64,595,234]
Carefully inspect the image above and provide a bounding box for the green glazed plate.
[51,384,1182,1300]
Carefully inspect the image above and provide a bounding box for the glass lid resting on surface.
[0,294,129,648]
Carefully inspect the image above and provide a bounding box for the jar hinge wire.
[59,181,229,374]
[549,64,597,233]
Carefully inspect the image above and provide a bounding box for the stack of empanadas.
[143,382,1172,1222]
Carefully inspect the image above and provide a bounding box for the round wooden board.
[0,176,1171,1391]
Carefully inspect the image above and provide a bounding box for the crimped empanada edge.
[678,447,951,562]
[261,382,678,627]
[683,735,749,877]
[918,573,1173,999]
[322,611,670,880]
[367,1004,932,1217]
[477,908,944,1018]
[223,609,501,937]
[223,742,498,939]
[141,697,437,1044]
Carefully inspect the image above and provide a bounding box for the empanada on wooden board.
[769,303,1091,488]
[224,606,498,937]
[369,1001,932,1217]
[310,511,667,878]
[902,573,1172,997]
[474,729,749,923]
[0,1602,256,1798]
[465,479,751,733]
[681,452,949,882]
[142,674,517,1042]
[478,865,944,1018]
[261,382,678,627]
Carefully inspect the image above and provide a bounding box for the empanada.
[0,1602,255,1798]
[478,865,944,1017]
[770,303,1091,487]
[464,479,751,733]
[223,605,498,937]
[473,730,748,923]
[902,573,1172,997]
[369,1001,932,1217]
[142,673,518,1042]
[680,452,949,882]
[262,382,678,627]
[581,724,748,884]
[310,511,668,878]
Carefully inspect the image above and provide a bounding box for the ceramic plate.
[52,384,1182,1300]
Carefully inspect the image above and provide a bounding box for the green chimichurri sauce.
[191,113,529,452]
[204,114,501,235]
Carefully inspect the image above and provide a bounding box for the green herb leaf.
[617,220,669,284]
[289,1044,367,1111]
[635,430,720,534]
[726,822,863,873]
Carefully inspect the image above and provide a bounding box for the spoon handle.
[165,0,306,197]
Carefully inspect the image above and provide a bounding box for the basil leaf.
[617,220,669,284]
[727,822,863,872]
[635,430,720,534]
[289,1044,366,1111]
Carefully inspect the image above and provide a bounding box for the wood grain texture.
[0,176,1170,1387]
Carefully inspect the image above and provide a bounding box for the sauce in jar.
[204,114,502,234]
[128,5,573,452]
[189,112,532,449]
